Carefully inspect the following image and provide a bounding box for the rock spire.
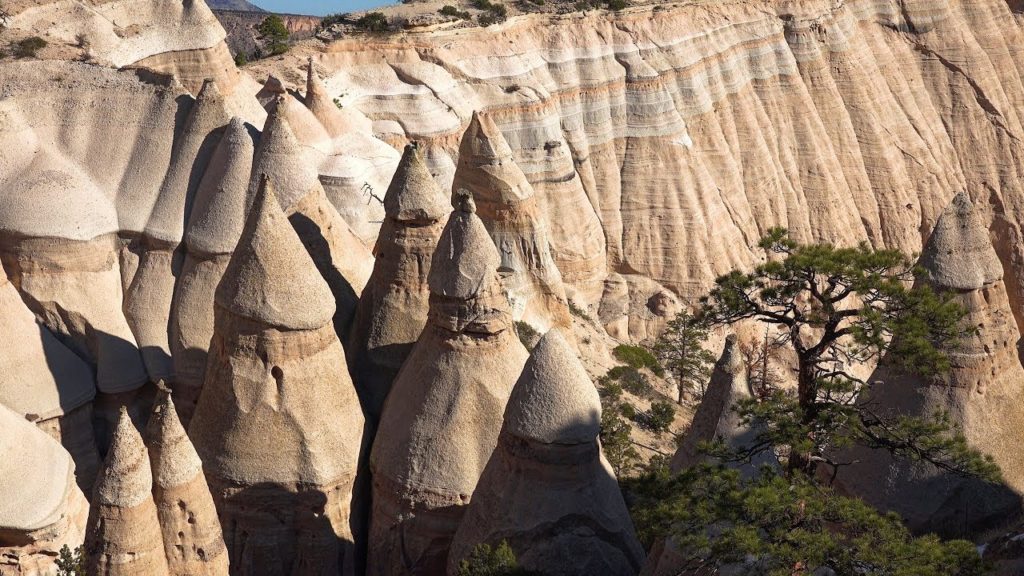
[170,116,256,425]
[839,193,1024,537]
[188,178,365,574]
[453,111,572,331]
[85,407,170,576]
[368,191,529,575]
[349,142,450,421]
[145,388,228,575]
[447,330,645,575]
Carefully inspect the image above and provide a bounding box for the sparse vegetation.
[567,300,590,320]
[653,311,716,404]
[13,36,47,58]
[439,5,471,19]
[612,344,662,375]
[233,51,248,66]
[598,376,640,475]
[457,540,538,575]
[55,545,84,576]
[320,13,347,29]
[514,321,540,350]
[635,400,675,433]
[355,12,389,32]
[257,15,289,56]
[574,0,627,11]
[473,0,508,26]
[605,366,652,397]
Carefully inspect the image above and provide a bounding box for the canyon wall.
[254,0,1024,338]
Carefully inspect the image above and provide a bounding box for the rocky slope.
[253,0,1024,342]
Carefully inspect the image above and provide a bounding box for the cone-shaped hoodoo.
[838,193,1024,537]
[447,330,645,575]
[189,178,365,575]
[349,142,450,422]
[170,116,256,425]
[368,192,529,575]
[0,404,89,576]
[85,407,170,575]
[453,111,571,331]
[145,388,228,575]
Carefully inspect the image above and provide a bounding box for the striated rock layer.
[258,0,1024,342]
[452,111,572,332]
[839,193,1024,537]
[349,142,450,422]
[145,389,229,576]
[189,180,365,576]
[368,194,529,575]
[0,404,89,576]
[447,329,644,575]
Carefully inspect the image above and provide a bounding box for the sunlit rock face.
[188,181,365,575]
[368,195,529,575]
[348,142,450,423]
[838,193,1024,537]
[0,404,89,576]
[447,329,645,576]
[263,0,1024,340]
[452,111,572,333]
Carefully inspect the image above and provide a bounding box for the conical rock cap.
[304,59,349,136]
[0,403,79,532]
[504,329,600,444]
[920,192,1003,290]
[384,143,450,222]
[95,407,153,508]
[250,98,323,210]
[428,193,501,300]
[454,111,534,208]
[216,177,335,330]
[186,117,256,255]
[145,388,204,490]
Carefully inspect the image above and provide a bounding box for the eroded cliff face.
[256,0,1024,340]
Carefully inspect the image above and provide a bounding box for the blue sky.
[253,0,396,16]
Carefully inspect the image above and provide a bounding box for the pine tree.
[653,311,716,404]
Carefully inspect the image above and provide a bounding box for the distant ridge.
[207,0,266,12]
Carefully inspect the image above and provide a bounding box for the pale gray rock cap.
[0,403,77,532]
[920,192,1003,290]
[428,192,501,300]
[145,388,204,490]
[185,116,256,256]
[384,143,450,222]
[504,329,601,444]
[216,176,335,330]
[94,407,154,508]
[248,97,322,210]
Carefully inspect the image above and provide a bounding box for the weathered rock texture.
[145,389,229,576]
[85,407,170,576]
[447,329,644,575]
[170,116,256,424]
[0,404,89,576]
[252,0,1024,343]
[349,142,450,422]
[839,193,1024,537]
[0,271,100,494]
[642,335,779,576]
[188,180,364,575]
[368,194,529,575]
[453,111,571,332]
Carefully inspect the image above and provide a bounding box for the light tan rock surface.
[170,116,256,424]
[0,404,89,576]
[447,329,644,575]
[349,142,450,422]
[453,111,572,332]
[145,389,229,576]
[188,180,365,575]
[838,193,1024,537]
[253,0,1024,333]
[85,407,170,576]
[0,271,100,493]
[368,194,529,575]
